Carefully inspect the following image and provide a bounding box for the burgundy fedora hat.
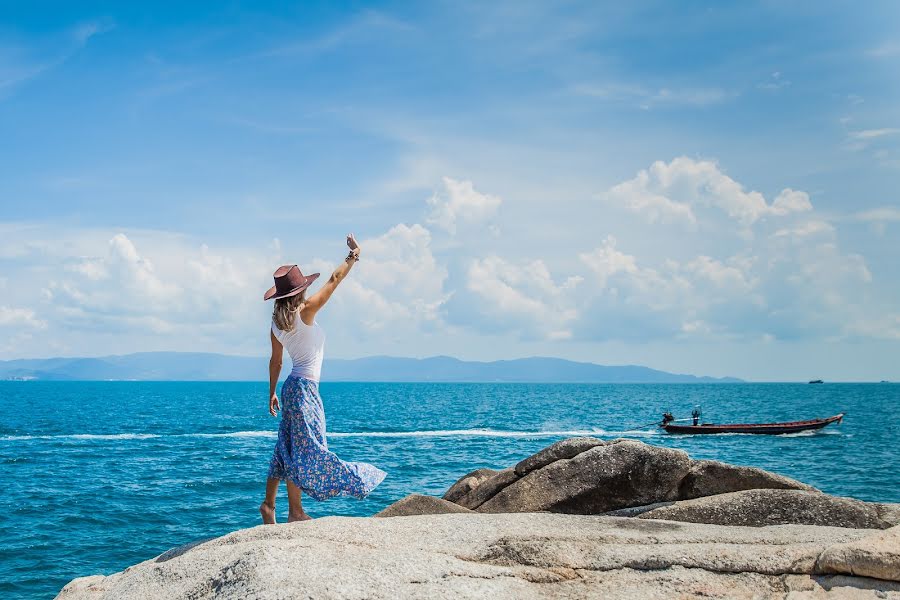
[263,265,320,301]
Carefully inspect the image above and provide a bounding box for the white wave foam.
[0,433,162,441]
[328,428,609,438]
[1,428,611,442]
[69,433,161,440]
[189,431,275,439]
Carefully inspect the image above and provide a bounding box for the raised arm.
[268,329,283,416]
[301,234,361,323]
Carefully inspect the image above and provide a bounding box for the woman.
[260,234,386,524]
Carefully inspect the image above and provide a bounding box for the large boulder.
[376,494,474,517]
[513,437,607,477]
[442,468,498,504]
[456,468,520,510]
[58,513,900,599]
[816,525,900,582]
[477,440,692,514]
[639,489,893,529]
[678,459,817,500]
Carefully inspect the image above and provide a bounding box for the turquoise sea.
[0,381,898,599]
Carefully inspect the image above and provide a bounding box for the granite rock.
[639,489,893,529]
[375,494,474,517]
[56,513,900,600]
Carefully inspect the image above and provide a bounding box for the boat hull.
[663,414,843,435]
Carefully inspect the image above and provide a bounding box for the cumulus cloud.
[1,163,896,361]
[605,157,811,227]
[464,159,891,343]
[426,177,502,234]
[31,230,277,350]
[465,255,581,340]
[316,224,450,335]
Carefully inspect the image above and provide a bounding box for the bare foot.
[260,502,276,525]
[288,511,313,523]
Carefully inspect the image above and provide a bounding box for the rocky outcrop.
[435,438,895,533]
[442,468,497,503]
[375,494,473,517]
[58,437,899,599]
[677,459,817,499]
[478,440,691,514]
[637,489,895,529]
[513,436,607,476]
[456,467,519,510]
[816,525,900,582]
[56,514,900,599]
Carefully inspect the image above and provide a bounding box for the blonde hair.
[272,291,306,332]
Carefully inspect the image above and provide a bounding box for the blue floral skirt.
[267,375,386,501]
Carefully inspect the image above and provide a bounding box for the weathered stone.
[57,513,900,600]
[513,437,606,477]
[876,503,900,527]
[640,489,892,529]
[603,501,675,518]
[816,525,900,582]
[678,459,818,500]
[478,440,692,514]
[375,494,474,517]
[456,467,519,510]
[442,468,498,503]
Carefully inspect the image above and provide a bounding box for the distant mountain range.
[0,352,741,383]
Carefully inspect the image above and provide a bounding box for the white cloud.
[605,157,811,226]
[848,128,900,140]
[851,207,900,222]
[605,173,696,226]
[462,159,890,343]
[573,83,730,109]
[774,220,835,238]
[578,236,643,288]
[426,177,502,234]
[465,255,580,340]
[0,306,47,330]
[1,162,896,361]
[757,71,791,91]
[317,223,450,335]
[867,41,900,58]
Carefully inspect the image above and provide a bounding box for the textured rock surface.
[816,525,900,582]
[678,459,818,500]
[877,503,900,527]
[456,467,519,510]
[56,514,900,600]
[445,439,831,519]
[442,468,498,503]
[639,489,893,529]
[513,436,607,476]
[375,494,473,517]
[478,440,691,514]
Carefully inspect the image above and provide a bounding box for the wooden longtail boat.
[660,413,844,435]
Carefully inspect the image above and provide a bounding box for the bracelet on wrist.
[346,249,360,262]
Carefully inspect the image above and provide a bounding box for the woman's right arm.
[302,233,361,322]
[268,330,283,416]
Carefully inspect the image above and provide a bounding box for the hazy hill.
[0,352,740,383]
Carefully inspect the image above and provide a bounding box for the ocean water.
[0,381,897,599]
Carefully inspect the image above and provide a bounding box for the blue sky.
[1,1,898,380]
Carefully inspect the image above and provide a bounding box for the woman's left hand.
[269,393,280,417]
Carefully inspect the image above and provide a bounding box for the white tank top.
[272,316,326,381]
